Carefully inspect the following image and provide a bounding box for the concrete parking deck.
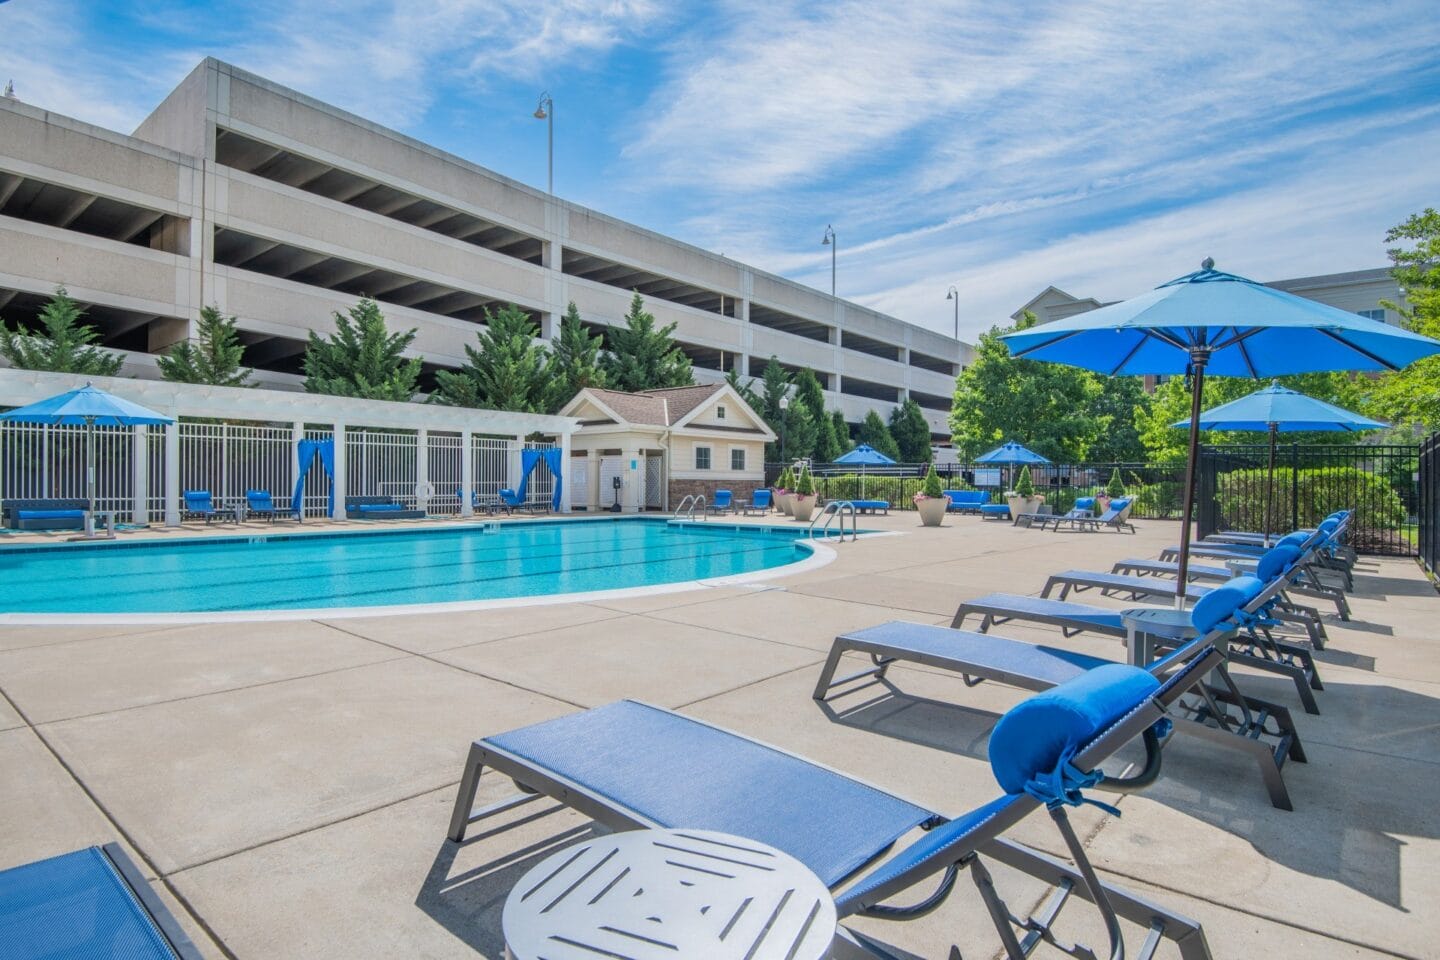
[1,513,1436,958]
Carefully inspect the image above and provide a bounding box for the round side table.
[503,828,836,960]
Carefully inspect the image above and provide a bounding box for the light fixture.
[946,285,959,341]
[533,92,554,194]
[821,225,836,296]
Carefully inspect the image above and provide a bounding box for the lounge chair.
[0,843,204,959]
[497,487,547,515]
[1068,496,1135,533]
[1160,518,1353,591]
[943,489,989,513]
[244,489,296,523]
[850,499,889,515]
[181,490,236,524]
[1113,555,1351,621]
[744,489,772,515]
[708,489,734,514]
[1,497,89,531]
[820,578,1305,809]
[1025,496,1096,531]
[448,666,1218,960]
[344,496,425,520]
[1039,546,1325,713]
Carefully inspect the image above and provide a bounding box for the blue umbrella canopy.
[834,443,896,466]
[1002,263,1440,376]
[999,260,1440,601]
[0,383,172,426]
[975,441,1051,465]
[1173,381,1386,433]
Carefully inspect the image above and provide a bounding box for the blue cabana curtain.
[514,447,564,511]
[291,439,336,518]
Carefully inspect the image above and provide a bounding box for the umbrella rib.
[1237,335,1260,379]
[1007,329,1083,358]
[1108,336,1148,376]
[1317,329,1402,371]
[1146,328,1191,351]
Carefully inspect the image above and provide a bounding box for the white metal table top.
[502,828,836,960]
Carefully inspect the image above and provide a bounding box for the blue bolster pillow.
[16,509,86,519]
[1256,544,1302,581]
[1191,575,1265,633]
[988,663,1159,795]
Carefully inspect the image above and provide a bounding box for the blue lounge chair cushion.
[853,500,888,509]
[979,503,1010,516]
[1255,544,1303,581]
[1189,575,1265,634]
[356,503,400,512]
[0,847,181,959]
[15,509,85,519]
[485,700,935,887]
[988,663,1160,795]
[1073,497,1095,512]
[751,489,771,508]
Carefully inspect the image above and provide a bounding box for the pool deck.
[1,511,1436,958]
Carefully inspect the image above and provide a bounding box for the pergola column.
[460,429,475,517]
[558,430,573,513]
[164,422,181,526]
[132,425,149,524]
[332,422,348,520]
[416,428,430,513]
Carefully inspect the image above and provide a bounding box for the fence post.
[332,422,348,520]
[1290,443,1300,532]
[559,430,572,513]
[460,429,474,517]
[132,425,148,524]
[164,422,181,526]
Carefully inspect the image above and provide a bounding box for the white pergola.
[0,369,580,523]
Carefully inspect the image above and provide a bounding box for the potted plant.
[1097,468,1125,512]
[774,466,794,516]
[913,464,948,527]
[1005,465,1044,520]
[791,467,817,522]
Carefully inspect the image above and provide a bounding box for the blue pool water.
[0,519,815,615]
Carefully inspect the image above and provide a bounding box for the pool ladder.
[672,494,708,521]
[810,500,857,543]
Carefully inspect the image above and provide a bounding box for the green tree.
[793,368,840,461]
[0,287,122,376]
[601,292,692,391]
[156,305,252,386]
[724,366,760,410]
[857,409,901,461]
[1085,374,1149,462]
[1135,372,1372,461]
[303,298,421,401]
[1105,468,1126,498]
[949,311,1105,461]
[1368,209,1440,431]
[1014,464,1035,497]
[432,304,551,412]
[831,411,853,454]
[543,302,606,411]
[889,398,932,462]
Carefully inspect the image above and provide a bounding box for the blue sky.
[3,0,1439,342]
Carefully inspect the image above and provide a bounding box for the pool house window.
[695,446,712,470]
[730,448,745,471]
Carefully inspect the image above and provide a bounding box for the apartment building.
[0,59,973,439]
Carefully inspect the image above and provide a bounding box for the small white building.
[560,384,776,512]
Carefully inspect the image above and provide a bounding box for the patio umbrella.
[834,443,896,499]
[0,383,174,524]
[1001,259,1440,601]
[1174,381,1386,546]
[975,441,1051,491]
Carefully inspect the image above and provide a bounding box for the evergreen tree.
[888,398,932,462]
[779,399,818,464]
[857,409,901,461]
[758,357,791,460]
[542,302,606,412]
[0,287,122,376]
[156,305,253,386]
[432,304,551,412]
[1085,374,1149,462]
[601,292,692,391]
[831,411,853,454]
[724,366,760,409]
[792,368,840,461]
[303,298,421,401]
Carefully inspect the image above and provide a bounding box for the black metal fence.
[763,461,1188,519]
[1196,443,1420,556]
[1420,433,1439,577]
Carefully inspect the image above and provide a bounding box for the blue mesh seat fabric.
[0,847,179,959]
[485,701,936,887]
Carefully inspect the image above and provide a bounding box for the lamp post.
[533,92,553,194]
[821,225,836,296]
[945,285,959,341]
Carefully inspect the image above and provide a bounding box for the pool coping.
[0,517,897,624]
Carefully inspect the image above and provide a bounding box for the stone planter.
[915,496,948,527]
[1007,495,1045,520]
[1095,495,1112,514]
[776,492,794,516]
[791,496,816,523]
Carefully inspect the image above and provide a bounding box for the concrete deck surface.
[1,512,1436,959]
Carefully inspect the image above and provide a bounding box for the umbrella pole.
[1175,354,1209,608]
[1265,423,1277,548]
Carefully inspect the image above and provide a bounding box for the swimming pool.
[0,518,828,619]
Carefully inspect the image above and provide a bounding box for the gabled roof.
[560,382,775,441]
[1010,285,1103,322]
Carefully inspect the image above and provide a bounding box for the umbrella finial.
[1201,256,1215,271]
